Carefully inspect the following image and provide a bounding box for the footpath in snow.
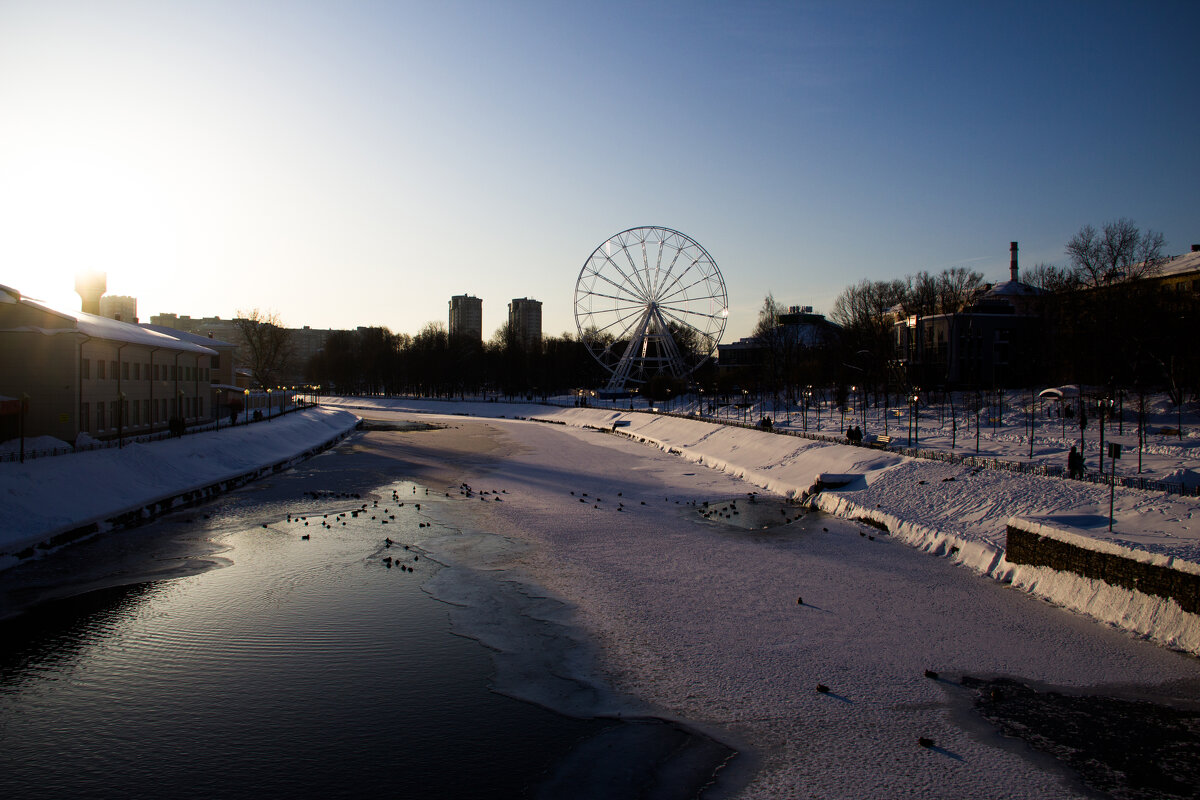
[0,406,359,568]
[324,396,1200,654]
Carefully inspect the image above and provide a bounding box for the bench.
[869,434,893,449]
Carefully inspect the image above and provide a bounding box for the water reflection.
[0,472,610,799]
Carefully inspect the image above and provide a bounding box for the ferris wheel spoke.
[657,270,721,307]
[584,266,650,305]
[619,246,654,299]
[598,252,652,301]
[654,256,708,302]
[580,288,652,308]
[649,239,679,300]
[591,305,649,336]
[657,301,721,321]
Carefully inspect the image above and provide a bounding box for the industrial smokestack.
[1010,242,1019,282]
[75,271,106,315]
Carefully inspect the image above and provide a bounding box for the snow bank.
[1005,517,1200,653]
[0,407,359,566]
[322,397,1200,654]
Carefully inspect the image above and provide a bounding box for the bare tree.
[906,271,939,317]
[936,267,985,313]
[234,309,293,389]
[1023,262,1080,293]
[1066,218,1166,286]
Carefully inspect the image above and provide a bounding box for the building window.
[122,361,129,380]
[81,402,90,432]
[82,359,90,379]
[143,399,150,426]
[199,397,204,417]
[98,360,106,380]
[133,363,140,381]
[97,404,105,430]
[110,361,117,379]
[145,363,151,380]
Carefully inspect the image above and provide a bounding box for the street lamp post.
[908,391,920,448]
[267,388,273,420]
[244,389,250,423]
[118,391,126,448]
[215,388,223,431]
[1099,397,1113,472]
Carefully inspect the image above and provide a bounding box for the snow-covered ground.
[590,389,1200,490]
[322,395,1200,655]
[329,401,1200,799]
[3,394,1199,797]
[0,406,358,565]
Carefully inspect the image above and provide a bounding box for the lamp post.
[908,390,920,448]
[244,389,250,423]
[850,385,856,435]
[1098,397,1113,473]
[267,388,273,420]
[741,389,748,424]
[803,387,812,432]
[118,391,126,448]
[215,388,223,431]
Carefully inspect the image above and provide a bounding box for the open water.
[0,436,734,799]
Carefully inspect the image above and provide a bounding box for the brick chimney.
[1010,242,1019,282]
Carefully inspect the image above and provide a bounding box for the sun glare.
[1,143,178,312]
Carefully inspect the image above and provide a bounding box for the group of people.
[845,425,865,445]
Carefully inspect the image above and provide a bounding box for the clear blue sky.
[2,0,1197,342]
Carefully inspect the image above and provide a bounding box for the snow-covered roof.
[983,279,1041,298]
[5,294,217,355]
[141,323,236,349]
[1157,249,1200,278]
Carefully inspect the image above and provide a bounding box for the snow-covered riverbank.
[322,396,1200,654]
[0,406,359,567]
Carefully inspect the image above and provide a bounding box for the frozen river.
[0,431,729,799]
[3,412,1199,798]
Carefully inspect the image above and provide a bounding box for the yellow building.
[0,284,216,446]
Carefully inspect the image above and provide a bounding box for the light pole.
[244,389,250,423]
[215,388,223,431]
[908,390,920,448]
[267,388,273,419]
[118,391,126,448]
[1099,397,1113,473]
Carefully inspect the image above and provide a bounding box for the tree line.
[723,218,1196,424]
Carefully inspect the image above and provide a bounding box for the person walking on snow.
[1068,445,1084,479]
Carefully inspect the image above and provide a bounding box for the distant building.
[893,242,1043,386]
[1150,245,1200,293]
[99,295,138,324]
[449,294,483,341]
[151,312,343,385]
[0,284,216,445]
[717,305,841,373]
[507,297,542,350]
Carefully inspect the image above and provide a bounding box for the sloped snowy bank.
[0,407,359,567]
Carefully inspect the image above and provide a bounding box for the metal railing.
[0,402,311,464]
[546,401,1199,498]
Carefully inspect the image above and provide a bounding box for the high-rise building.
[100,295,138,323]
[507,297,542,350]
[448,294,483,341]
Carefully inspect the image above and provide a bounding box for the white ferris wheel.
[574,226,728,393]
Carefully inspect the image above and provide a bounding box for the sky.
[1,0,1197,342]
